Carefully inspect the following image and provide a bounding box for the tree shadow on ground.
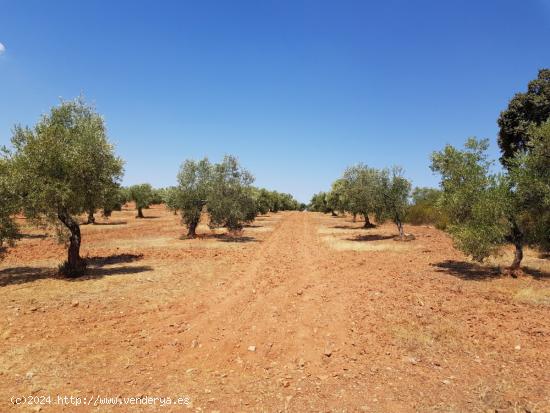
[0,253,152,287]
[212,234,260,243]
[522,267,550,279]
[331,225,367,230]
[91,221,127,226]
[19,233,49,239]
[346,234,394,242]
[135,216,160,219]
[432,260,550,280]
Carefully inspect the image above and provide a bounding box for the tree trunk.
[395,214,405,239]
[363,214,375,228]
[57,210,85,277]
[510,242,523,271]
[136,207,144,218]
[87,210,95,225]
[331,210,337,216]
[508,221,524,275]
[187,219,198,238]
[352,213,356,222]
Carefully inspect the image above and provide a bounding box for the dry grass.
[322,235,410,251]
[514,287,550,306]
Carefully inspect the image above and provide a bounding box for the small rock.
[248,345,256,352]
[71,300,79,307]
[191,339,198,348]
[297,358,305,368]
[407,357,418,365]
[30,307,38,312]
[282,380,290,388]
[442,379,451,385]
[514,344,521,351]
[324,348,332,357]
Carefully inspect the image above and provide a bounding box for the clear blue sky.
[1,0,549,202]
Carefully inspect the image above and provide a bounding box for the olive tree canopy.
[128,184,154,218]
[175,158,213,238]
[431,135,550,272]
[8,97,124,276]
[207,155,256,232]
[498,68,550,165]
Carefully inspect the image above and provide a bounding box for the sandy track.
[1,209,549,412]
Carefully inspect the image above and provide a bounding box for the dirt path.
[1,209,549,412]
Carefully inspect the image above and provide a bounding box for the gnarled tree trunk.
[187,219,199,238]
[87,209,95,224]
[57,210,85,277]
[510,242,523,271]
[363,214,375,228]
[136,207,144,218]
[509,222,524,273]
[395,213,405,240]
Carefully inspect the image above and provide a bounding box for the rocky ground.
[1,205,549,412]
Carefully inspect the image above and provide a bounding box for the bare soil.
[1,205,549,412]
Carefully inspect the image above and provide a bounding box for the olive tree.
[498,68,550,165]
[342,164,381,227]
[207,155,256,232]
[326,179,348,216]
[174,158,213,238]
[405,187,445,227]
[128,184,154,218]
[431,136,549,272]
[509,121,550,254]
[101,185,126,218]
[0,157,19,254]
[376,167,412,239]
[252,188,272,215]
[309,191,329,213]
[163,186,180,215]
[8,98,123,276]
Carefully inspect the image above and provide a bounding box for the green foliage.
[9,97,124,222]
[207,155,256,232]
[6,97,123,275]
[0,157,19,253]
[102,185,126,217]
[431,138,519,263]
[405,187,446,227]
[498,68,550,164]
[150,188,166,205]
[174,158,213,236]
[326,179,347,214]
[270,191,300,212]
[162,186,180,213]
[309,191,329,212]
[251,188,272,215]
[171,156,300,236]
[376,167,411,225]
[509,121,550,251]
[128,183,154,217]
[340,164,383,222]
